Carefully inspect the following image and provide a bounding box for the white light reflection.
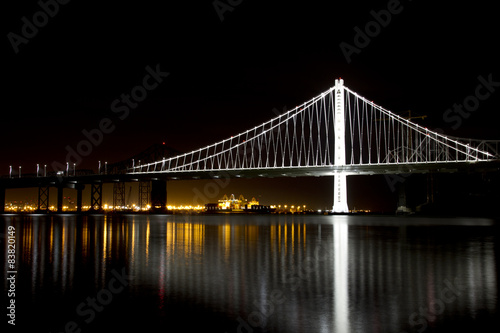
[334,216,350,333]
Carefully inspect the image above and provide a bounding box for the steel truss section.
[139,181,150,210]
[37,185,50,211]
[90,183,103,211]
[113,182,126,210]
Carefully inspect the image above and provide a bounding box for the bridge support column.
[0,187,5,213]
[113,182,126,210]
[139,181,151,210]
[333,174,349,213]
[57,186,64,213]
[396,181,411,214]
[151,179,167,212]
[37,185,50,212]
[90,183,103,212]
[332,78,349,213]
[426,173,435,204]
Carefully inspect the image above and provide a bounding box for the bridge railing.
[0,169,96,180]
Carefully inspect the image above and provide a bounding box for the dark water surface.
[2,214,499,332]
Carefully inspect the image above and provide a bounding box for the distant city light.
[3,195,331,214]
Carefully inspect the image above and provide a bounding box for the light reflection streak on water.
[334,218,349,333]
[102,216,107,261]
[31,219,39,294]
[61,220,67,290]
[130,219,135,266]
[158,222,166,311]
[49,221,53,265]
[82,219,89,264]
[146,219,150,264]
[223,223,231,261]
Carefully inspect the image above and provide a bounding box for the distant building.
[205,194,272,213]
[217,194,259,211]
[205,203,219,212]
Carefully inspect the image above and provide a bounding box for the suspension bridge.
[1,79,499,213]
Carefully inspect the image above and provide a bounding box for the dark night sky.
[2,1,499,210]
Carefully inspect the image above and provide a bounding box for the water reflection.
[4,215,498,332]
[334,218,349,333]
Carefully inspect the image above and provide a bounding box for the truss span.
[129,81,497,175]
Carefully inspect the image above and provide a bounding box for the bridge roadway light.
[44,164,47,177]
[19,166,21,178]
[10,165,12,178]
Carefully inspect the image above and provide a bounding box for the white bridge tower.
[332,78,349,213]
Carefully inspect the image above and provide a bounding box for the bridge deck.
[1,160,498,189]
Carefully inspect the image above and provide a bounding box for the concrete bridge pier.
[57,185,64,213]
[426,173,435,205]
[151,179,167,212]
[333,174,349,213]
[396,181,411,214]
